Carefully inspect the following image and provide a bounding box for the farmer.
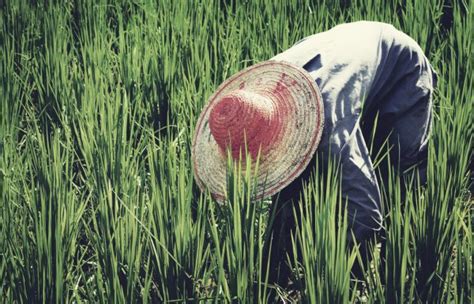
[192,21,437,282]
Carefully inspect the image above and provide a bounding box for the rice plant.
[0,0,472,303]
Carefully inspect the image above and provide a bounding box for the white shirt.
[272,21,436,240]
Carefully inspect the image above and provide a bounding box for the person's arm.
[333,126,384,244]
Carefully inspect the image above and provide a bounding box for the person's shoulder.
[293,21,395,45]
[323,21,392,50]
[336,21,421,51]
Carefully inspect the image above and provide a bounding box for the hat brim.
[192,60,324,201]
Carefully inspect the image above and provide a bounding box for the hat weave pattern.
[192,61,324,201]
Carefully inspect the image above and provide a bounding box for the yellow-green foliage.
[0,0,471,303]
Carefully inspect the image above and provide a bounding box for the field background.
[1,0,472,303]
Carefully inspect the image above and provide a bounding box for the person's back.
[272,21,435,168]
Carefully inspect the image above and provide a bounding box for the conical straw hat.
[192,60,324,201]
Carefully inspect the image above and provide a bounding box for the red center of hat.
[209,91,281,160]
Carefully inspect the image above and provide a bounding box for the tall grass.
[290,156,358,303]
[1,0,472,303]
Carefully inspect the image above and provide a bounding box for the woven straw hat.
[192,60,324,201]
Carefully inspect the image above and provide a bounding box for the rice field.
[0,0,472,303]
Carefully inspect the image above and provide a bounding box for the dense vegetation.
[1,0,472,302]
